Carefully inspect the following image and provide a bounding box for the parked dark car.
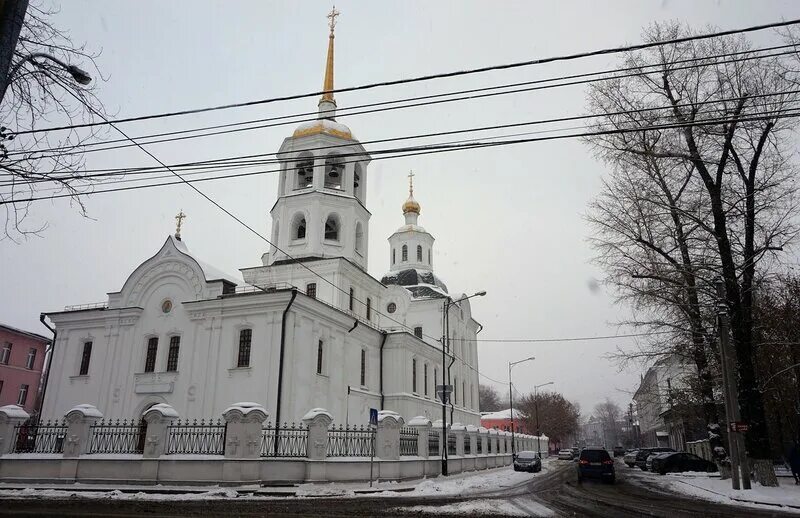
[650,452,718,475]
[513,451,542,473]
[577,448,615,483]
[635,447,676,470]
[613,446,625,457]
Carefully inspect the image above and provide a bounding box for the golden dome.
[292,119,353,140]
[403,194,420,214]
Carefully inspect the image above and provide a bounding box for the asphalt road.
[0,461,792,517]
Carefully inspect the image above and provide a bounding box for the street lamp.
[508,356,535,457]
[534,381,554,458]
[440,290,486,476]
[2,52,92,104]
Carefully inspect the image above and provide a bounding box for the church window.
[366,298,372,320]
[392,249,396,264]
[79,341,92,376]
[25,348,36,369]
[414,326,422,339]
[434,368,438,391]
[306,283,317,299]
[144,337,158,373]
[401,245,408,262]
[324,154,343,190]
[360,349,366,387]
[462,381,466,407]
[453,378,457,405]
[237,329,252,368]
[166,336,180,372]
[0,343,10,364]
[428,249,431,264]
[324,215,339,241]
[387,302,396,313]
[17,384,28,406]
[349,287,354,311]
[291,214,307,240]
[416,245,422,262]
[424,364,429,396]
[295,153,314,189]
[355,222,364,254]
[412,358,417,393]
[353,163,363,200]
[316,340,324,375]
[161,299,172,314]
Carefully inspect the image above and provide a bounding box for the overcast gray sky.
[3,0,800,416]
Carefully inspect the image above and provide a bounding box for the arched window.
[294,152,314,189]
[353,163,363,200]
[325,215,339,241]
[392,249,396,264]
[424,364,429,396]
[291,213,307,240]
[402,244,408,262]
[237,329,252,368]
[324,154,343,190]
[462,381,466,407]
[412,358,417,393]
[416,245,422,262]
[428,249,431,264]
[360,348,367,387]
[355,222,364,254]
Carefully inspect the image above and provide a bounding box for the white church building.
[40,17,483,428]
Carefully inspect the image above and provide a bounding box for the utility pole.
[0,0,29,104]
[716,279,751,490]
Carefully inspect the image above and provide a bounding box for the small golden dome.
[402,194,420,215]
[292,119,353,140]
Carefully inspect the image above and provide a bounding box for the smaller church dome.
[292,118,354,140]
[402,194,420,215]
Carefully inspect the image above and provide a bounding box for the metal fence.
[464,435,472,455]
[447,433,457,455]
[166,419,226,455]
[260,422,307,457]
[428,430,440,456]
[88,419,145,454]
[327,424,374,457]
[399,427,418,456]
[12,421,67,453]
[476,436,483,454]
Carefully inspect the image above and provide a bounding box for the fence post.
[302,408,333,460]
[223,402,268,459]
[488,428,498,455]
[407,416,431,458]
[142,403,178,458]
[451,423,465,456]
[376,410,404,460]
[63,404,103,458]
[0,405,30,454]
[431,419,444,456]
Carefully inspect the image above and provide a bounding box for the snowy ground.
[402,498,553,517]
[631,470,800,513]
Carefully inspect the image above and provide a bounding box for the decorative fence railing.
[12,421,67,453]
[327,424,374,457]
[464,435,471,455]
[476,436,483,454]
[165,419,226,455]
[399,427,418,456]
[447,434,457,455]
[428,430,440,456]
[260,422,307,457]
[88,419,145,454]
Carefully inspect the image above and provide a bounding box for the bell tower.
[266,8,372,270]
[388,172,436,272]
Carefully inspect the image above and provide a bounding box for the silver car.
[558,449,574,460]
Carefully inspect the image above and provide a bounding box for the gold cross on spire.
[327,6,340,34]
[175,210,186,240]
[408,170,415,196]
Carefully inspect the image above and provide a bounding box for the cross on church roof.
[408,171,415,196]
[327,6,340,34]
[175,210,186,240]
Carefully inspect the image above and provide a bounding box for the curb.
[674,479,800,511]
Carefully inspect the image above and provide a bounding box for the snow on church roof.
[380,268,449,297]
[169,235,241,285]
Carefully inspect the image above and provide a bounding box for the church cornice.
[269,188,371,215]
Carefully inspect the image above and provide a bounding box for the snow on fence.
[260,422,307,457]
[12,420,67,453]
[327,423,374,457]
[88,419,144,454]
[165,418,226,455]
[399,427,418,456]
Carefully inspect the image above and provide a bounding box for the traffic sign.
[436,384,452,404]
[729,421,749,433]
[369,408,378,427]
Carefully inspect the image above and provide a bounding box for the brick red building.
[0,323,50,417]
[480,408,531,434]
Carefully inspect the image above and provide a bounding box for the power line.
[10,18,800,136]
[457,331,673,343]
[8,45,796,160]
[5,103,798,205]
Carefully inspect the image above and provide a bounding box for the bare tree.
[517,390,580,449]
[479,384,503,412]
[0,1,107,241]
[584,22,799,479]
[593,399,624,447]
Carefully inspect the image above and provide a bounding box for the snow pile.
[0,487,241,501]
[410,465,544,497]
[400,499,530,516]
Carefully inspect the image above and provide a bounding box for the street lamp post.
[2,51,91,105]
[508,356,535,457]
[441,290,486,476]
[533,381,554,458]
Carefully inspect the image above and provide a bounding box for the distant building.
[0,323,50,417]
[481,408,530,433]
[579,415,604,446]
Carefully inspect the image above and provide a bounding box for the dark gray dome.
[381,268,448,294]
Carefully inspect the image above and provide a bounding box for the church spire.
[319,6,339,119]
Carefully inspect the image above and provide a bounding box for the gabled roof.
[0,323,51,343]
[168,235,240,285]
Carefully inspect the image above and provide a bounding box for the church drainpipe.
[274,289,298,455]
[348,320,359,333]
[379,331,388,410]
[37,313,56,421]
